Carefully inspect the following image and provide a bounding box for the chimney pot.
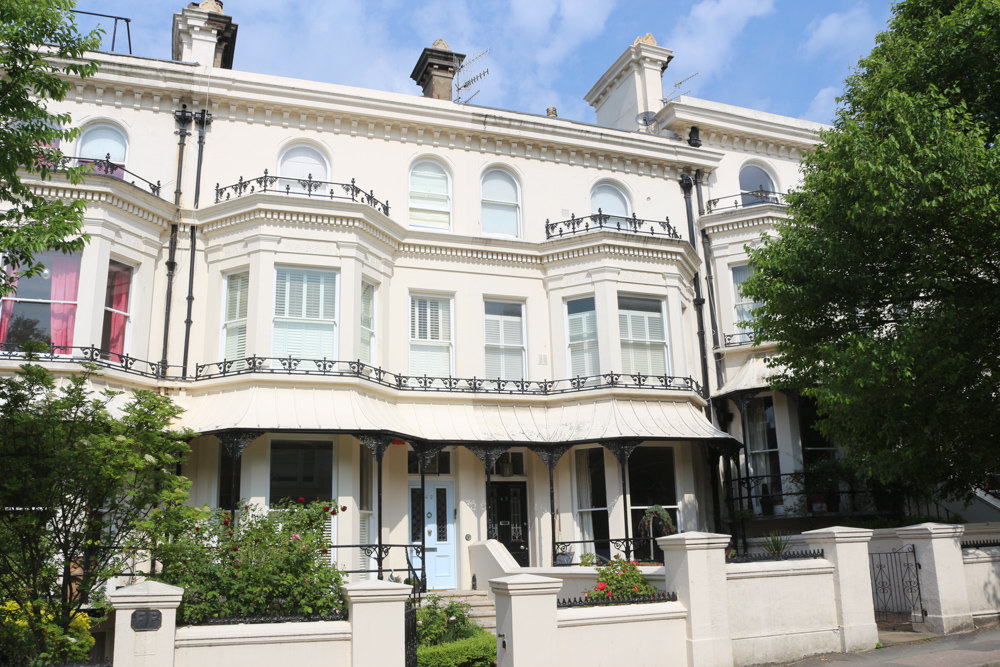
[546,106,557,117]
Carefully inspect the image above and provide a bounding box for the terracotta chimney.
[410,39,466,101]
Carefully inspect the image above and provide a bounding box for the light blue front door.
[409,480,456,590]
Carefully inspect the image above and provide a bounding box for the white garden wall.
[174,621,351,667]
[557,602,688,665]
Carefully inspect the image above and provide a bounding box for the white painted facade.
[5,3,832,587]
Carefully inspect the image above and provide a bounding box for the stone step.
[426,589,496,634]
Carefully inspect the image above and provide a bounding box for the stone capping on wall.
[556,601,685,627]
[173,620,350,647]
[725,559,835,580]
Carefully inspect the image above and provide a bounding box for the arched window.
[481,169,520,237]
[590,183,629,221]
[409,160,450,230]
[739,164,777,207]
[79,124,127,178]
[278,145,328,195]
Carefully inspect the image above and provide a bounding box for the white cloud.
[800,86,839,124]
[801,5,877,62]
[665,0,775,93]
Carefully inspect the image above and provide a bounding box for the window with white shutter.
[481,170,520,237]
[273,267,337,370]
[567,297,599,378]
[484,301,525,383]
[590,183,629,223]
[732,264,760,344]
[409,295,453,380]
[278,145,328,194]
[618,295,668,377]
[360,281,376,365]
[409,161,451,230]
[223,271,249,368]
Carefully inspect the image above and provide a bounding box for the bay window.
[360,281,376,365]
[409,295,452,378]
[100,260,133,361]
[484,301,525,382]
[618,295,667,376]
[273,267,337,370]
[567,297,599,378]
[0,250,81,350]
[223,271,249,365]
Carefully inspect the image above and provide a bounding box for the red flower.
[596,582,607,591]
[194,526,200,532]
[322,549,328,554]
[227,531,233,536]
[341,506,347,512]
[223,517,230,526]
[299,496,305,502]
[244,504,249,511]
[331,509,338,515]
[233,546,239,552]
[323,506,330,513]
[606,591,613,598]
[634,586,639,592]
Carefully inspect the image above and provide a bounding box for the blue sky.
[71,0,896,126]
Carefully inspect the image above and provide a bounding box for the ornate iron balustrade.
[214,171,390,215]
[0,344,183,379]
[195,357,701,395]
[545,210,680,240]
[706,189,786,214]
[58,154,162,198]
[725,548,824,564]
[327,543,421,579]
[557,591,677,608]
[730,472,876,518]
[195,610,347,625]
[723,331,756,347]
[961,539,1000,549]
[552,536,657,566]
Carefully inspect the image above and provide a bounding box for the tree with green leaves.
[742,0,1000,500]
[0,0,102,295]
[0,361,191,664]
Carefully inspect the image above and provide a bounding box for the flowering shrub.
[588,555,658,599]
[416,594,480,647]
[153,498,345,623]
[0,601,94,664]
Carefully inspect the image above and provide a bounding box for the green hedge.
[417,629,497,667]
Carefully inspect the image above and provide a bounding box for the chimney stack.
[172,0,239,69]
[546,106,558,117]
[584,33,673,131]
[410,39,465,101]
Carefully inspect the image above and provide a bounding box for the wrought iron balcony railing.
[57,154,162,198]
[214,171,390,215]
[730,472,875,518]
[194,357,702,395]
[723,331,756,347]
[0,344,182,378]
[706,189,786,214]
[545,210,680,240]
[553,536,657,566]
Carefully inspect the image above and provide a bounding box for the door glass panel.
[436,488,447,541]
[510,487,523,541]
[411,487,423,542]
[628,447,678,562]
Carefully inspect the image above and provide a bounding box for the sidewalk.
[780,626,1000,666]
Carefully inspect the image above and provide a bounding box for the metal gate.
[870,544,925,623]
[404,598,418,667]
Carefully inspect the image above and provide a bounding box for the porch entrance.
[490,481,529,566]
[409,481,456,590]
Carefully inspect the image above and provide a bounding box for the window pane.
[280,146,327,182]
[739,165,774,193]
[628,447,676,508]
[269,441,333,504]
[482,171,517,202]
[482,202,518,236]
[591,184,628,217]
[80,126,127,163]
[360,445,373,512]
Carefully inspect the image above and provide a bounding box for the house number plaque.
[130,609,162,631]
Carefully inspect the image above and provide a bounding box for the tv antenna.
[455,48,489,104]
[635,111,658,134]
[662,72,698,106]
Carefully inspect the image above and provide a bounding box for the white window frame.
[617,294,670,377]
[278,144,330,194]
[408,293,454,379]
[360,280,377,366]
[483,299,527,383]
[731,263,760,344]
[77,122,129,166]
[590,182,630,220]
[480,169,521,238]
[565,296,600,379]
[271,266,339,367]
[626,445,683,535]
[221,270,250,365]
[0,249,83,353]
[408,160,452,231]
[101,257,136,357]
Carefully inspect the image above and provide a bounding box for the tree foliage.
[0,362,190,663]
[742,0,1000,499]
[0,0,101,295]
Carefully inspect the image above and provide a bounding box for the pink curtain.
[105,265,131,359]
[50,255,80,351]
[0,273,19,345]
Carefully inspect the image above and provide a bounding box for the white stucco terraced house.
[5,0,842,590]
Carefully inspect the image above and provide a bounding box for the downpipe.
[680,174,713,421]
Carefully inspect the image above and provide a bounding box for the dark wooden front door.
[490,481,529,566]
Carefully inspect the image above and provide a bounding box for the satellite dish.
[635,111,658,133]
